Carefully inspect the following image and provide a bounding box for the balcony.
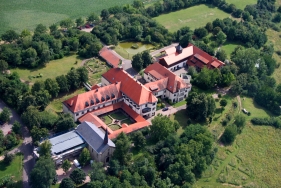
[142,108,151,114]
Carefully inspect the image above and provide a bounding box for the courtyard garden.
[99,110,135,131]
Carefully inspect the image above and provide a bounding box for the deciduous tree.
[0,107,11,122]
[90,162,106,182]
[113,132,132,165]
[79,148,91,166]
[60,178,75,188]
[69,169,86,185]
[44,78,60,98]
[38,140,52,157]
[62,160,71,174]
[151,114,176,141]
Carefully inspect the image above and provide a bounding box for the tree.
[213,26,221,35]
[186,92,216,121]
[66,69,80,90]
[132,53,143,71]
[1,30,19,42]
[76,17,85,27]
[69,169,86,185]
[195,67,220,89]
[5,132,19,149]
[87,13,100,23]
[132,131,146,149]
[21,106,41,129]
[108,159,121,176]
[234,114,246,132]
[90,162,106,182]
[101,9,110,20]
[62,160,71,174]
[32,81,45,95]
[60,19,74,28]
[220,125,237,145]
[113,132,132,165]
[216,49,227,62]
[216,31,227,45]
[55,113,76,132]
[30,126,49,143]
[60,178,75,188]
[3,153,14,165]
[34,90,51,111]
[273,13,281,23]
[194,27,208,38]
[151,114,176,141]
[76,67,88,83]
[49,24,58,33]
[34,24,48,34]
[44,78,60,98]
[56,75,70,93]
[12,121,21,135]
[179,33,192,48]
[0,60,8,73]
[220,99,228,108]
[142,51,153,68]
[0,107,11,122]
[79,148,91,166]
[205,22,213,32]
[38,140,52,157]
[21,29,31,37]
[29,157,56,188]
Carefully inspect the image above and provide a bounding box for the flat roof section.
[49,130,85,155]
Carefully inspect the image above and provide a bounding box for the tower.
[103,128,108,144]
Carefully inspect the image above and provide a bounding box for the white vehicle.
[73,159,81,169]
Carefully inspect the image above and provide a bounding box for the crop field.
[225,0,257,9]
[0,0,134,35]
[153,4,232,32]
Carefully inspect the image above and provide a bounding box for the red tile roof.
[63,82,121,113]
[99,47,120,68]
[159,44,224,69]
[145,78,168,92]
[91,84,100,90]
[144,63,190,93]
[102,68,157,105]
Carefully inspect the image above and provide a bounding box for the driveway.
[0,100,34,188]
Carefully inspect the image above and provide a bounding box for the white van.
[73,159,81,169]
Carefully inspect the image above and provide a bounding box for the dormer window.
[111,93,115,98]
[90,99,94,105]
[101,96,105,102]
[96,98,100,103]
[106,95,110,100]
[85,101,89,107]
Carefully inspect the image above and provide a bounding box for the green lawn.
[46,88,86,113]
[0,0,135,35]
[110,111,128,120]
[114,45,134,60]
[121,118,134,125]
[172,100,187,108]
[221,42,241,58]
[109,124,121,131]
[153,4,232,32]
[11,55,82,83]
[0,154,23,182]
[225,0,257,9]
[102,115,112,125]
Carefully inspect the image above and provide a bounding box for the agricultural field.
[266,29,281,85]
[0,0,135,35]
[225,0,257,9]
[10,55,82,83]
[153,4,232,32]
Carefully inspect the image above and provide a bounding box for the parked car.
[85,24,90,28]
[162,107,169,111]
[242,108,248,114]
[73,159,81,169]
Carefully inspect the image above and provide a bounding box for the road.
[0,100,34,188]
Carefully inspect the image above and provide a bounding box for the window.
[153,103,156,106]
[152,108,155,110]
[174,94,176,96]
[82,111,84,114]
[145,104,148,107]
[76,113,79,116]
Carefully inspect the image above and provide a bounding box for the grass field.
[266,29,281,84]
[153,4,232,32]
[221,42,240,58]
[110,111,128,120]
[11,55,82,83]
[0,0,135,35]
[225,0,257,9]
[0,154,23,182]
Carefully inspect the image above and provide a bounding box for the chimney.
[103,128,108,144]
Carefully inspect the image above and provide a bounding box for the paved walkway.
[0,100,34,188]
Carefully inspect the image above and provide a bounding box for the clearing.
[225,0,257,9]
[153,4,232,32]
[221,42,241,58]
[114,42,154,60]
[11,55,82,83]
[0,0,134,35]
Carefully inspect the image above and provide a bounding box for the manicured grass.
[170,109,188,127]
[153,4,232,32]
[225,0,257,9]
[10,55,82,83]
[0,0,135,35]
[221,41,241,58]
[0,153,23,181]
[109,124,121,131]
[46,88,86,113]
[172,100,187,108]
[102,115,112,125]
[114,45,134,60]
[110,111,128,120]
[266,29,281,84]
[121,118,134,125]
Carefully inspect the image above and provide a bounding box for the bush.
[131,43,139,49]
[232,101,238,108]
[226,114,233,121]
[220,125,237,145]
[3,153,14,165]
[251,117,281,128]
[218,94,222,98]
[222,119,229,126]
[276,50,281,56]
